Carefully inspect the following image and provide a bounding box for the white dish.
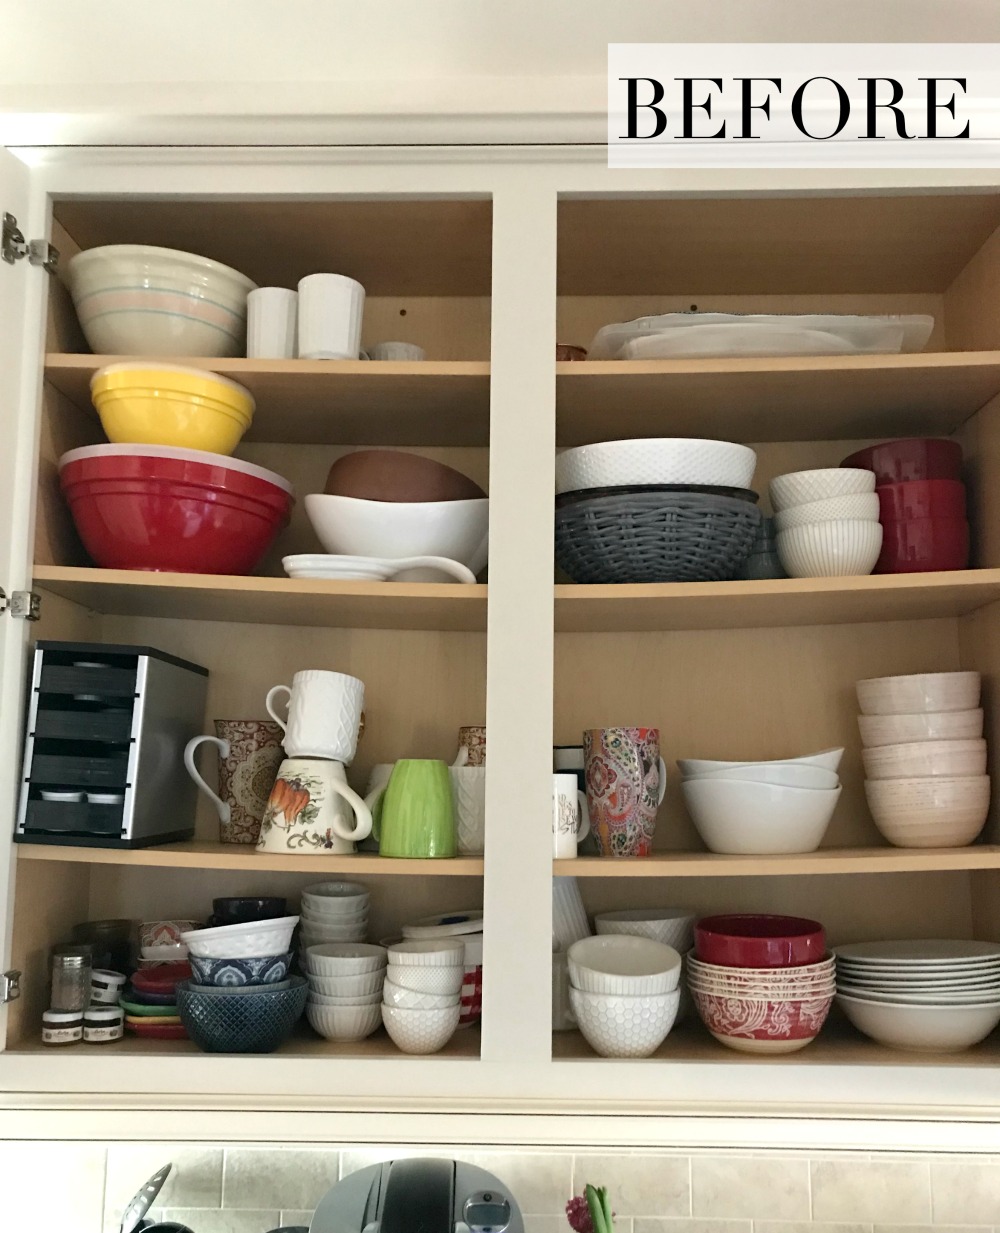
[381,1003,461,1053]
[555,438,756,494]
[856,671,982,716]
[769,468,876,510]
[836,984,1000,1006]
[303,942,387,976]
[682,777,840,855]
[181,915,298,959]
[687,763,839,790]
[381,979,460,1010]
[569,987,680,1058]
[836,992,1000,1052]
[567,936,682,995]
[777,520,882,578]
[619,323,905,360]
[862,738,987,781]
[301,880,368,902]
[774,492,880,531]
[306,999,382,1042]
[678,748,844,776]
[387,939,466,966]
[307,989,383,1007]
[283,553,477,584]
[858,708,984,748]
[306,970,384,998]
[835,939,1000,964]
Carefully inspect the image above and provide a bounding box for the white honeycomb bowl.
[568,987,680,1058]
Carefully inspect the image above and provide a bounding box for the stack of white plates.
[835,939,1000,1052]
[299,881,369,950]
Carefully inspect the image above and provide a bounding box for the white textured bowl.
[555,438,756,494]
[769,468,875,510]
[386,964,465,995]
[690,763,839,790]
[387,939,466,967]
[858,708,984,748]
[678,748,844,776]
[181,916,298,959]
[836,992,1000,1051]
[568,936,682,996]
[306,999,382,1042]
[299,910,369,931]
[682,778,840,855]
[856,672,982,716]
[306,970,384,998]
[381,1003,461,1053]
[301,881,369,907]
[307,989,382,1007]
[382,979,460,1010]
[774,492,880,531]
[864,775,990,847]
[303,943,387,976]
[777,520,882,578]
[304,494,488,579]
[862,738,987,781]
[569,987,680,1058]
[299,930,368,949]
[593,909,696,952]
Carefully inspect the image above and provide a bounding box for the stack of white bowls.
[381,939,465,1053]
[401,909,484,1029]
[771,468,882,577]
[303,942,386,1042]
[678,749,844,854]
[299,881,369,951]
[835,939,1000,1052]
[857,672,989,847]
[567,935,682,1058]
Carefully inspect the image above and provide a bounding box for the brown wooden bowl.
[324,450,486,503]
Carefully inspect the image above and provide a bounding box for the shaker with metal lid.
[50,944,92,1012]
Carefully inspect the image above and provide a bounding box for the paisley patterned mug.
[583,727,668,858]
[184,720,285,844]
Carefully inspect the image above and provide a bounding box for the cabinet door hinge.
[0,971,21,1005]
[0,588,41,620]
[2,213,59,273]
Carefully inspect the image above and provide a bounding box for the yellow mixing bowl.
[90,361,255,455]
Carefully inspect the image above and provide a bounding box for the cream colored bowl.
[858,708,984,748]
[856,671,981,716]
[864,775,990,848]
[862,738,987,781]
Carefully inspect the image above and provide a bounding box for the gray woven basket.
[555,491,763,583]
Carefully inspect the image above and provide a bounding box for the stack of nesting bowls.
[857,672,989,847]
[401,909,484,1028]
[299,881,370,951]
[688,914,834,1054]
[678,748,844,854]
[735,516,786,580]
[303,942,387,1042]
[381,939,465,1053]
[842,439,969,574]
[567,935,682,1057]
[65,244,257,357]
[835,939,1000,1052]
[554,438,761,583]
[771,468,882,577]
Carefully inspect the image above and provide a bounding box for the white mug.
[449,765,486,855]
[265,669,365,764]
[368,341,426,361]
[257,757,372,855]
[552,772,590,859]
[298,273,365,360]
[247,287,298,359]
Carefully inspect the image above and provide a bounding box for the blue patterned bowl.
[187,952,293,987]
[176,977,308,1053]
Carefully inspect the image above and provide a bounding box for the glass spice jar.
[42,1009,83,1045]
[50,945,92,1012]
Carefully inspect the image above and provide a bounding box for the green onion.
[585,1184,613,1233]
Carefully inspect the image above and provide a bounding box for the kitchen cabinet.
[2,146,1000,1138]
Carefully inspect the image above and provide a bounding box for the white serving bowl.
[306,999,382,1042]
[307,989,383,1007]
[306,970,384,998]
[862,738,987,781]
[568,936,682,995]
[381,1003,462,1053]
[386,964,465,995]
[593,909,696,952]
[864,775,990,847]
[303,943,387,976]
[304,494,488,579]
[769,468,876,510]
[776,520,882,578]
[682,778,840,855]
[858,708,984,748]
[678,748,844,776]
[555,439,757,494]
[836,992,1000,1051]
[774,492,880,531]
[181,916,298,959]
[66,244,256,357]
[382,979,460,1010]
[568,987,680,1058]
[856,671,982,716]
[690,763,839,790]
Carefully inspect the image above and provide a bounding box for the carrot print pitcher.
[257,757,372,855]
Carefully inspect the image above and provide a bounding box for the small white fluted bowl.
[387,939,466,967]
[691,762,839,790]
[777,520,882,578]
[769,468,875,510]
[858,708,984,748]
[568,935,682,995]
[836,993,1000,1052]
[594,909,696,953]
[382,979,460,1010]
[181,916,298,959]
[303,943,387,976]
[555,438,757,494]
[301,879,369,905]
[682,778,840,855]
[678,748,844,777]
[774,492,879,531]
[381,1003,462,1053]
[299,929,367,950]
[864,775,990,848]
[386,964,465,996]
[862,738,987,781]
[856,671,982,716]
[307,989,382,1007]
[306,999,382,1042]
[306,970,384,998]
[569,987,680,1058]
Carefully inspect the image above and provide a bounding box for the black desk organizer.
[15,641,208,849]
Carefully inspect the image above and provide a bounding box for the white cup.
[552,772,590,859]
[449,765,487,855]
[298,273,365,360]
[265,669,365,764]
[368,341,426,361]
[247,287,298,359]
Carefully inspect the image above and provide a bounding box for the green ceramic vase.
[371,759,456,858]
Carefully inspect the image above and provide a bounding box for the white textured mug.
[247,287,298,359]
[449,765,487,855]
[265,669,365,764]
[297,273,365,360]
[552,772,590,859]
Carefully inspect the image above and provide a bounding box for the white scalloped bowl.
[555,439,756,495]
[862,738,987,780]
[306,999,382,1042]
[381,1003,461,1053]
[302,943,387,976]
[776,520,882,578]
[386,939,466,967]
[774,492,880,531]
[568,987,680,1058]
[858,708,984,748]
[181,916,298,959]
[864,775,990,848]
[306,970,384,998]
[307,989,383,1007]
[769,468,875,511]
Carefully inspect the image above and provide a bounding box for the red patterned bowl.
[691,987,833,1053]
[874,517,970,574]
[842,439,962,485]
[694,914,826,968]
[877,479,966,523]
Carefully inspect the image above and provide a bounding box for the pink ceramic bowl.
[691,987,833,1053]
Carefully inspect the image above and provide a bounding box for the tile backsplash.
[1,1141,999,1233]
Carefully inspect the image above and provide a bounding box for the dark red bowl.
[877,479,966,523]
[695,914,826,968]
[842,439,962,485]
[874,516,970,573]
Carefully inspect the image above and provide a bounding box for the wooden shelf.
[555,846,1000,878]
[16,841,484,876]
[45,355,490,446]
[33,566,487,631]
[556,353,1000,445]
[555,570,1000,633]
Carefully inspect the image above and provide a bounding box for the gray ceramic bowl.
[187,952,293,987]
[176,977,307,1053]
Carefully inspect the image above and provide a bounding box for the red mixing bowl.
[874,517,970,573]
[694,914,826,968]
[877,479,966,523]
[841,439,962,485]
